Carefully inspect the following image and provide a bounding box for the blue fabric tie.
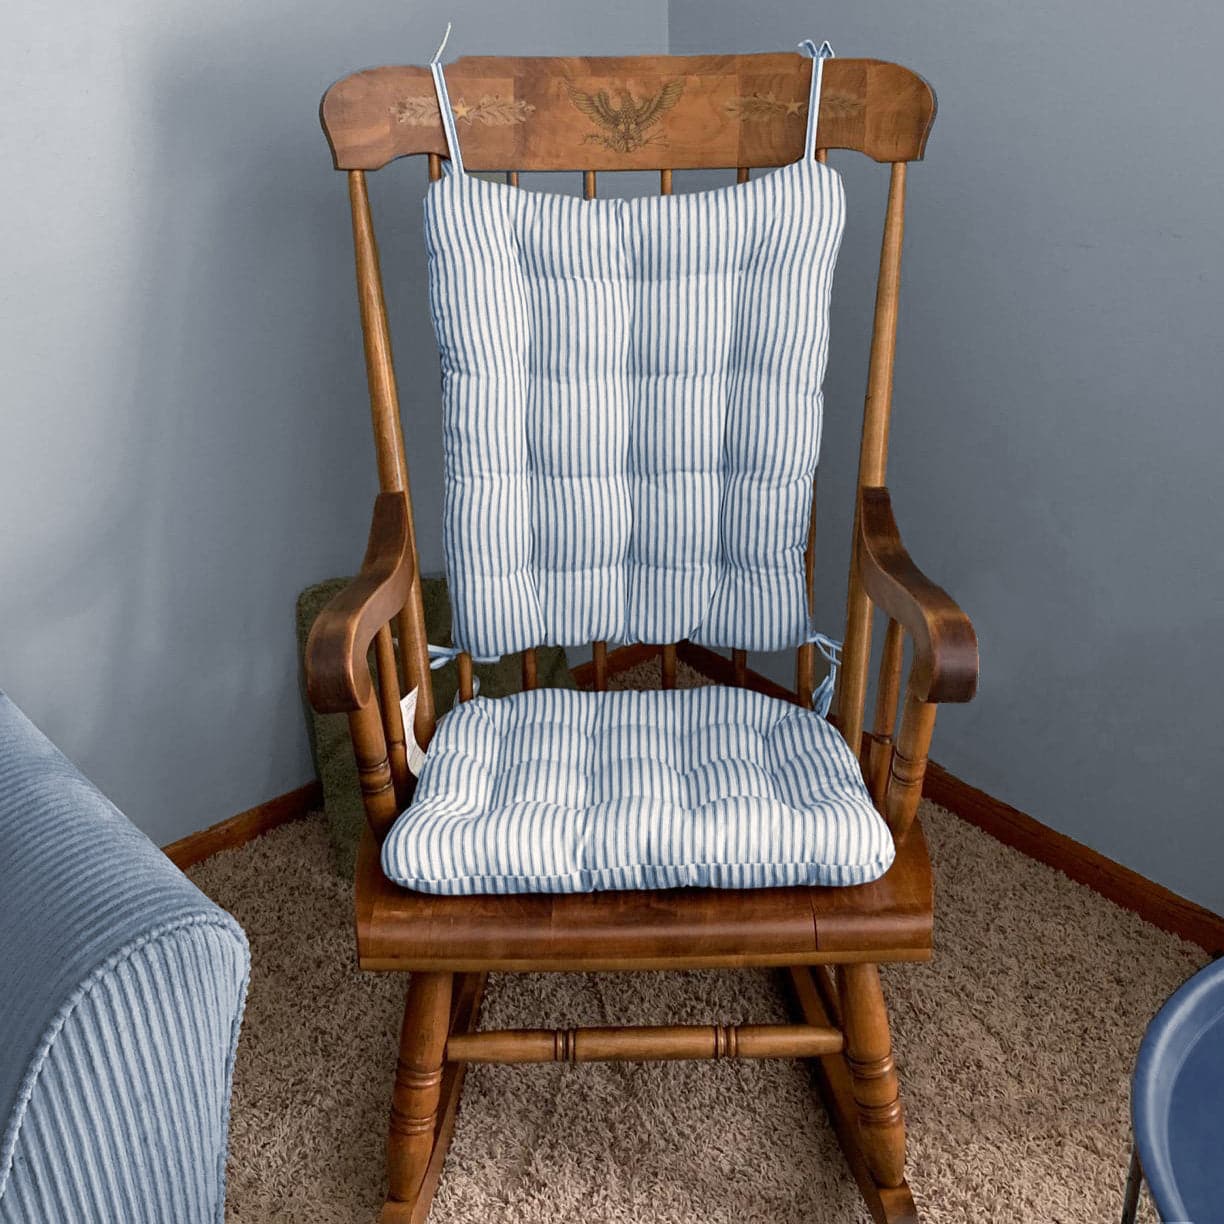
[806,630,841,718]
[796,39,835,161]
[430,23,465,175]
[428,642,499,697]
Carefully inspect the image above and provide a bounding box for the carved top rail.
[321,54,936,171]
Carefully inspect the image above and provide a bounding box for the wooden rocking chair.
[308,47,978,1224]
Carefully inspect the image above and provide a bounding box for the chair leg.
[383,971,454,1221]
[838,963,907,1189]
[787,965,916,1223]
[1120,1143,1143,1224]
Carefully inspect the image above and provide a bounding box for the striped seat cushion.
[425,159,845,658]
[381,686,893,895]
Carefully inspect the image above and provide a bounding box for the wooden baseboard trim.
[922,762,1224,954]
[164,780,321,870]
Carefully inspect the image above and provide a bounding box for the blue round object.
[1133,957,1224,1222]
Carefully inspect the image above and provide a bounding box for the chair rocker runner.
[308,38,978,1224]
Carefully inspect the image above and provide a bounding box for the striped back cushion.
[425,159,845,658]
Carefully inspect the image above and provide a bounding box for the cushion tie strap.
[796,39,835,161]
[805,630,842,718]
[427,642,500,697]
[429,23,465,175]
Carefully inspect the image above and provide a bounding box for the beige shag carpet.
[190,660,1200,1223]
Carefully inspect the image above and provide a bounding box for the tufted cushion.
[425,159,845,658]
[381,686,893,895]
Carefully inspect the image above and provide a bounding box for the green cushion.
[295,575,575,877]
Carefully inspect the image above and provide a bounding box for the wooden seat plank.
[357,819,931,973]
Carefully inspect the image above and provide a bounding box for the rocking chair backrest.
[320,51,935,769]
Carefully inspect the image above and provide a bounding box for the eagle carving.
[565,79,685,153]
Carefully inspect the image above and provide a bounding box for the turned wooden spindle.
[457,652,474,702]
[797,470,820,706]
[374,624,411,807]
[662,643,678,689]
[386,972,454,1210]
[732,649,748,688]
[869,618,905,805]
[521,647,538,690]
[884,686,937,840]
[592,640,608,690]
[837,963,906,1189]
[446,1022,843,1064]
[348,698,398,838]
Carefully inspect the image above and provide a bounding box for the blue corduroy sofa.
[0,693,249,1223]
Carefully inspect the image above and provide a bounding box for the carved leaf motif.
[391,95,438,126]
[460,94,536,126]
[726,92,807,122]
[392,94,535,127]
[726,90,857,124]
[821,92,860,117]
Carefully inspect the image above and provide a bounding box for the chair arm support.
[305,491,416,714]
[856,486,979,705]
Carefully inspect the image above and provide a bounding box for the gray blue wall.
[0,0,665,845]
[671,1,1224,913]
[4,0,1221,914]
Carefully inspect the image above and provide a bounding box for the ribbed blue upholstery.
[426,158,845,658]
[0,693,249,1223]
[381,687,893,895]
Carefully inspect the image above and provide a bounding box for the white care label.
[399,688,429,777]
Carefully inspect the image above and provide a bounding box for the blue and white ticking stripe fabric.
[0,694,249,1223]
[402,44,874,898]
[381,686,894,895]
[424,50,846,658]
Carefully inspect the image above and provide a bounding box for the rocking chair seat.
[381,685,894,895]
[357,809,931,973]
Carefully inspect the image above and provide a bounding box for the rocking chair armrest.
[856,486,978,705]
[305,491,416,714]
